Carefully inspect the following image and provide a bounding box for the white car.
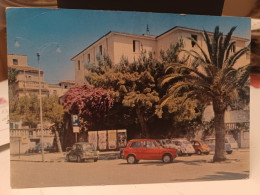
[204,137,233,154]
[225,136,239,150]
[157,139,181,155]
[171,139,195,156]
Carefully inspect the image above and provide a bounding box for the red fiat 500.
[123,139,177,164]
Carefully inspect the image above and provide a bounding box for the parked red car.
[123,139,177,164]
[191,140,210,155]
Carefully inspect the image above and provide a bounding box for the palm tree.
[161,26,250,162]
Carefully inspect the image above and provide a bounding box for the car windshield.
[226,137,236,143]
[82,143,94,151]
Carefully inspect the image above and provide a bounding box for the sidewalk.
[10,150,121,162]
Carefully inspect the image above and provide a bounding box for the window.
[77,60,80,70]
[191,34,197,47]
[13,59,18,65]
[99,45,102,56]
[133,40,140,52]
[230,43,236,53]
[87,53,90,63]
[144,141,156,148]
[130,141,142,148]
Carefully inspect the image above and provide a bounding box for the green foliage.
[85,46,200,137]
[42,95,64,125]
[160,39,189,64]
[9,95,65,128]
[9,94,40,128]
[8,68,19,86]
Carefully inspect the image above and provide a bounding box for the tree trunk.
[54,124,63,153]
[213,100,226,162]
[136,105,149,138]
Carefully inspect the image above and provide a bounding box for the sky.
[6,8,251,83]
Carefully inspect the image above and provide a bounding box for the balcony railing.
[16,81,49,90]
[10,129,54,137]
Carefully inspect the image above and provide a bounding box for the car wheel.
[205,152,209,155]
[197,150,202,155]
[66,155,70,162]
[77,155,82,162]
[94,158,98,162]
[119,150,123,159]
[178,151,183,156]
[188,153,192,156]
[127,155,136,164]
[226,151,232,154]
[162,154,172,163]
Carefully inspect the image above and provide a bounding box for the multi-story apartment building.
[72,26,250,83]
[8,54,48,97]
[8,54,75,98]
[48,80,75,97]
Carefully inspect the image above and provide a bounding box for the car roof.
[129,139,156,142]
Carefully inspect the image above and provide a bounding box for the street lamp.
[14,38,61,162]
[37,52,45,161]
[36,43,61,162]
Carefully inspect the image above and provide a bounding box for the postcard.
[6,8,250,188]
[0,79,9,146]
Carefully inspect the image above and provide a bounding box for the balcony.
[10,129,54,138]
[15,81,49,91]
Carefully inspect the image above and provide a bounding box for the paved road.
[11,149,249,188]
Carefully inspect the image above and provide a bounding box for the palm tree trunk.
[213,101,226,162]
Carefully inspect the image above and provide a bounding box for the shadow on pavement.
[117,159,207,166]
[172,171,249,182]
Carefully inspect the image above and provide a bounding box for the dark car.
[66,142,98,162]
[123,139,177,164]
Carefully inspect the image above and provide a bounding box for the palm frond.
[203,30,213,63]
[224,26,237,49]
[227,46,250,68]
[160,73,184,86]
[187,37,211,64]
[224,41,236,62]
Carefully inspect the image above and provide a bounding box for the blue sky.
[6,8,251,83]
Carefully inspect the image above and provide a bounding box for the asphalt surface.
[11,149,249,188]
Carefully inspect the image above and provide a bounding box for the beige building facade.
[8,54,48,97]
[8,54,75,98]
[72,26,250,83]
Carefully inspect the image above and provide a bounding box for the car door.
[142,140,160,160]
[129,141,143,159]
[69,144,78,161]
[192,141,200,152]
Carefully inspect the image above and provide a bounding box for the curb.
[11,152,121,162]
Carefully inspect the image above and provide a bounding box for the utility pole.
[37,52,45,162]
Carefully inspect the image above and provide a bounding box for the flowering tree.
[62,84,113,130]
